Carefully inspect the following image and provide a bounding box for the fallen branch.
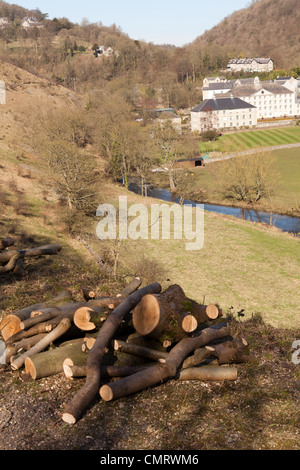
[64,363,155,379]
[113,339,169,362]
[178,365,238,382]
[0,244,62,265]
[10,317,72,370]
[0,237,15,251]
[0,289,74,341]
[99,322,230,402]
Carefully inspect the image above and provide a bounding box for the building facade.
[202,76,300,121]
[227,58,274,73]
[191,97,257,132]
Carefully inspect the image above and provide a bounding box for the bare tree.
[210,152,278,205]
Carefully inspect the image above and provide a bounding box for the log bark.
[178,365,238,382]
[0,333,47,365]
[0,253,21,274]
[0,289,74,341]
[81,289,96,301]
[62,282,162,424]
[117,277,142,297]
[10,317,72,370]
[132,284,220,345]
[99,322,230,402]
[113,339,168,362]
[0,244,62,265]
[20,302,85,330]
[181,346,216,369]
[64,363,154,379]
[25,340,88,380]
[0,237,15,250]
[209,337,255,364]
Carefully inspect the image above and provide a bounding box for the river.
[128,182,300,236]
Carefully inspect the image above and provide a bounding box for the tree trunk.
[10,317,72,370]
[132,284,220,345]
[62,282,162,424]
[0,289,74,341]
[99,322,230,402]
[25,340,88,380]
[178,365,238,382]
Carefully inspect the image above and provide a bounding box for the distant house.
[191,97,257,132]
[0,80,6,105]
[96,46,117,57]
[156,111,182,133]
[0,17,10,28]
[227,58,274,73]
[21,17,44,29]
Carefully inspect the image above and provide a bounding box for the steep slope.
[0,58,83,151]
[192,0,300,69]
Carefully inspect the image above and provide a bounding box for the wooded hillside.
[192,0,300,69]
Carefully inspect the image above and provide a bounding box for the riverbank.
[151,146,300,220]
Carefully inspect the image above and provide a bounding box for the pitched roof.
[157,111,180,120]
[203,81,235,91]
[192,98,256,113]
[219,82,293,98]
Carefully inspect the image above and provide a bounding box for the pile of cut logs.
[0,236,62,275]
[0,279,255,425]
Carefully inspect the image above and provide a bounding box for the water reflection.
[128,182,300,236]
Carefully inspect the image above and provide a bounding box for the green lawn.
[199,127,300,154]
[118,189,300,330]
[175,147,300,215]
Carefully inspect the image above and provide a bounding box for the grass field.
[107,186,300,330]
[162,147,300,216]
[199,126,300,154]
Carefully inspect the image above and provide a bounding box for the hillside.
[192,0,300,69]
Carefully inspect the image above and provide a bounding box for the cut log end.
[181,314,198,333]
[205,304,220,320]
[63,364,73,378]
[62,413,76,425]
[73,307,96,331]
[132,294,160,336]
[100,384,114,402]
[0,315,21,341]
